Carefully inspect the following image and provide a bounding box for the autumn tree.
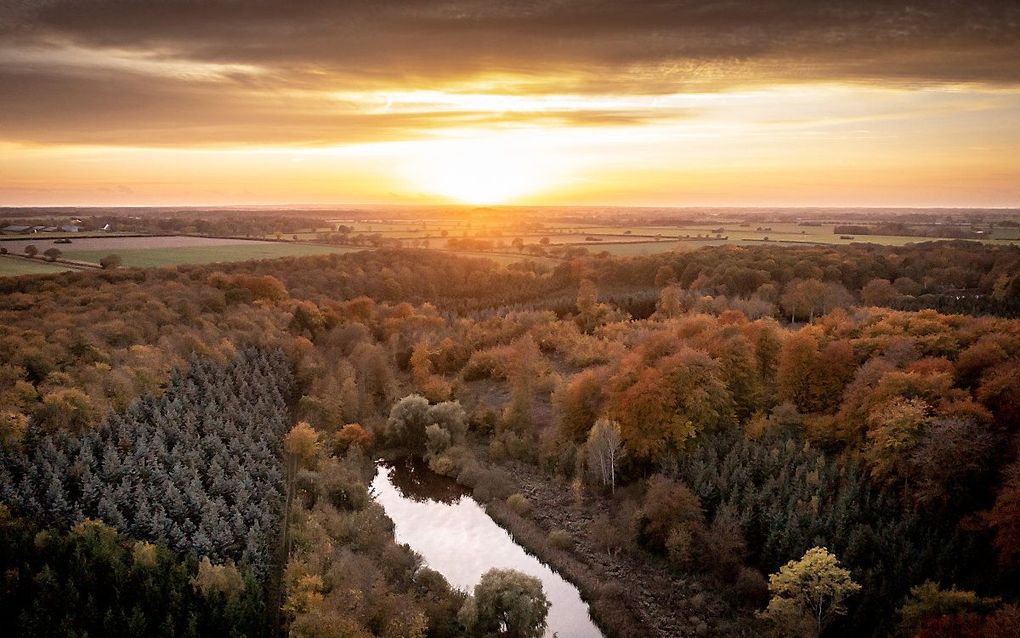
[808,339,857,414]
[99,254,122,269]
[655,265,677,287]
[459,568,550,638]
[977,361,1020,428]
[781,279,828,323]
[285,421,321,470]
[43,247,62,262]
[760,547,861,638]
[606,348,734,464]
[410,337,452,402]
[954,338,1008,389]
[350,341,396,416]
[897,581,998,637]
[334,423,373,454]
[0,410,28,446]
[288,300,325,337]
[750,319,784,395]
[575,279,611,333]
[776,332,818,414]
[820,282,853,316]
[586,418,623,492]
[410,337,434,387]
[863,397,929,488]
[501,336,544,434]
[554,367,605,442]
[861,278,899,306]
[634,475,704,552]
[241,274,288,301]
[703,505,748,581]
[655,284,685,319]
[713,329,764,420]
[192,557,246,601]
[33,388,97,433]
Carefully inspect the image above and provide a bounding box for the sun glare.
[403,136,560,205]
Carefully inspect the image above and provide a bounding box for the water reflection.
[383,456,469,504]
[372,460,604,638]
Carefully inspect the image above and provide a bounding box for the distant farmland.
[64,244,364,268]
[0,235,280,252]
[4,216,1018,276]
[283,218,1020,257]
[0,236,365,269]
[0,257,73,277]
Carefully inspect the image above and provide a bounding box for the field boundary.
[0,252,97,271]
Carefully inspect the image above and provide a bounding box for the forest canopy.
[0,241,1018,637]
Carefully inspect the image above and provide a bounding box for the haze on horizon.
[2,1,1019,208]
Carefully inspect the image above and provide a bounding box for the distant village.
[1,219,113,235]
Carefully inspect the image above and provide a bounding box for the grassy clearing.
[63,243,364,268]
[0,257,74,276]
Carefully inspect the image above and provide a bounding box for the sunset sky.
[2,1,1019,207]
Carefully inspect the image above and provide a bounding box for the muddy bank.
[489,460,729,638]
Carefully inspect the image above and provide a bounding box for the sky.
[1,1,1019,207]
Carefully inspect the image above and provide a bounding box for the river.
[371,459,604,638]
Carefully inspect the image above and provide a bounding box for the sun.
[403,136,559,205]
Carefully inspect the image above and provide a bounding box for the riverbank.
[478,459,729,638]
[483,498,647,638]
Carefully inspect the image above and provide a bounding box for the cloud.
[5,1,1016,84]
[0,63,683,145]
[0,1,1017,145]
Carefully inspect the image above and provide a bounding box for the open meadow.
[1,235,365,269]
[61,243,363,268]
[0,256,73,276]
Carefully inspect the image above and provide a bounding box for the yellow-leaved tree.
[760,546,861,637]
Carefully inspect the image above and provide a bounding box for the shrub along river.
[372,459,604,638]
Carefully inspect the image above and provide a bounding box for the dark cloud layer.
[6,1,1017,83]
[1,1,1018,145]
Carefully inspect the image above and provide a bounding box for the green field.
[0,257,74,276]
[10,221,1013,275]
[537,221,1020,248]
[306,219,1020,255]
[63,243,365,268]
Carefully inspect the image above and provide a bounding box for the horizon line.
[2,203,1020,212]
